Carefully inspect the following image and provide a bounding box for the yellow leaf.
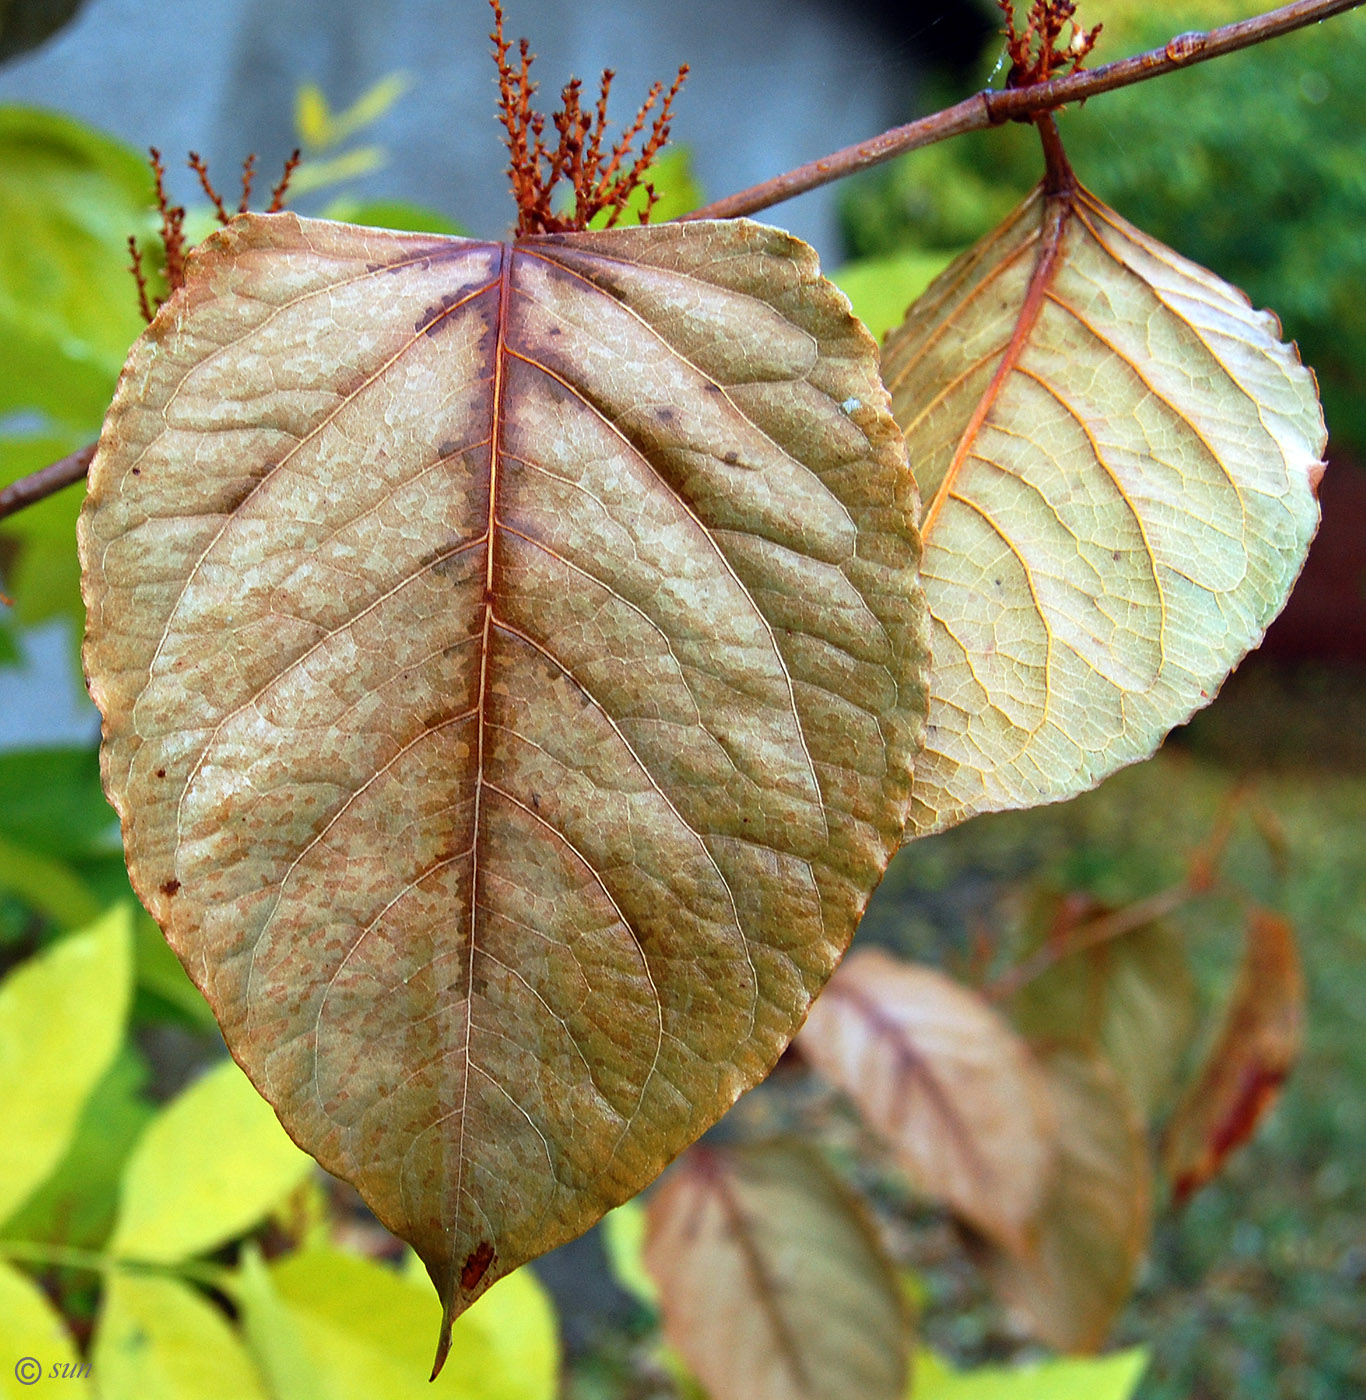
[108,1057,313,1263]
[293,83,333,149]
[0,1262,91,1398]
[92,1273,269,1400]
[0,906,132,1227]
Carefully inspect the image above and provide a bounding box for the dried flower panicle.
[128,146,302,324]
[1000,0,1102,88]
[491,0,687,237]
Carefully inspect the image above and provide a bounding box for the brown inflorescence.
[128,147,302,323]
[490,0,687,237]
[999,0,1102,88]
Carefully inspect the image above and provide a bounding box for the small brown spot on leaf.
[161,878,181,896]
[722,450,739,465]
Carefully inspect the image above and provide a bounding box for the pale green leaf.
[267,1248,558,1400]
[909,1346,1147,1400]
[326,73,413,147]
[92,1273,268,1400]
[883,181,1325,839]
[0,905,132,1226]
[287,146,387,197]
[108,1057,313,1263]
[0,1260,91,1398]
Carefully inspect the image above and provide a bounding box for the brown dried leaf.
[972,1049,1152,1353]
[643,1141,911,1400]
[1162,910,1304,1205]
[883,181,1325,839]
[77,213,927,1354]
[798,948,1056,1251]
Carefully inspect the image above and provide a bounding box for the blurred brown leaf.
[798,947,1056,1251]
[1163,909,1304,1205]
[1011,894,1198,1119]
[972,1049,1152,1353]
[643,1140,910,1400]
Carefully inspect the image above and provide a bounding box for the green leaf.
[601,1199,659,1308]
[830,249,955,343]
[236,1243,334,1400]
[0,745,112,860]
[318,198,465,236]
[131,910,217,1030]
[108,1057,313,1263]
[909,1346,1147,1400]
[92,1272,269,1400]
[0,905,133,1226]
[0,1260,91,1398]
[266,1248,559,1400]
[1,1047,154,1250]
[0,106,150,430]
[588,147,702,228]
[1,433,91,659]
[1011,897,1197,1120]
[0,832,102,927]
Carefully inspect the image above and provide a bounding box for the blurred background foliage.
[0,1,1364,1397]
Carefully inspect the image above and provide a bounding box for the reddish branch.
[491,0,687,236]
[0,444,97,522]
[686,0,1364,220]
[1,0,1360,524]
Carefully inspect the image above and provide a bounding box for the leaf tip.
[429,1312,453,1381]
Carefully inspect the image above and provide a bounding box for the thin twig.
[686,0,1364,220]
[0,444,97,523]
[1,0,1360,520]
[987,881,1196,1002]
